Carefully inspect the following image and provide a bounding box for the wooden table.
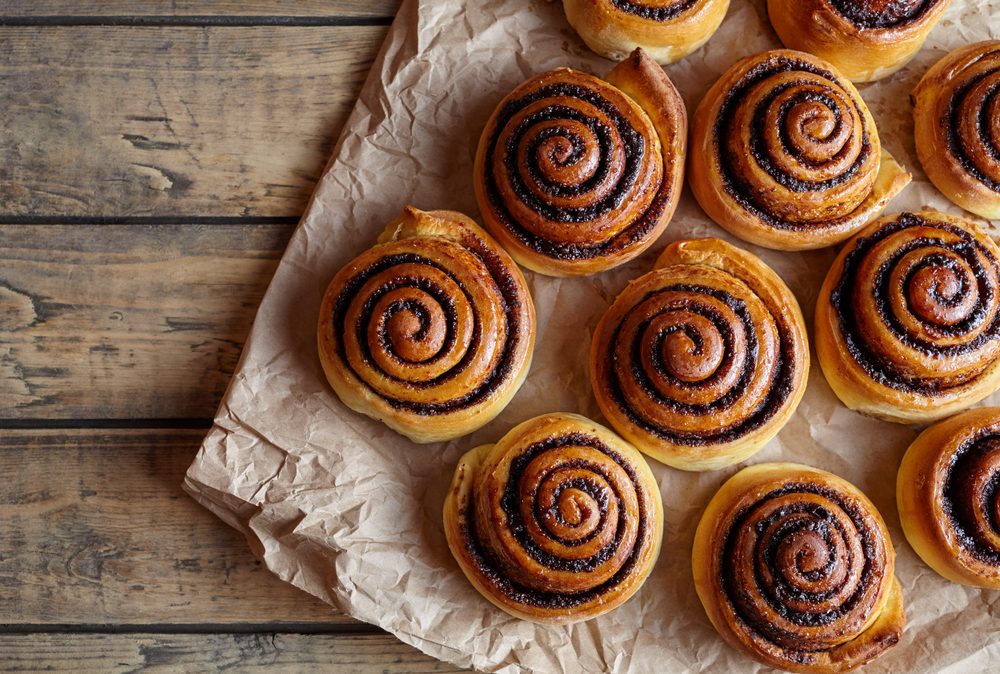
[1,3,466,671]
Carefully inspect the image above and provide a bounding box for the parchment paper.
[184,1,1000,672]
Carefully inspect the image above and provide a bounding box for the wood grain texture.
[0,223,291,420]
[0,1,402,18]
[0,429,355,626]
[0,24,387,218]
[0,633,466,673]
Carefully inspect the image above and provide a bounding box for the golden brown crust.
[693,463,904,673]
[898,407,1000,589]
[689,49,910,251]
[316,207,535,443]
[768,0,952,82]
[562,0,730,65]
[473,48,687,276]
[442,413,663,623]
[913,41,1000,220]
[816,210,1000,424]
[590,238,809,471]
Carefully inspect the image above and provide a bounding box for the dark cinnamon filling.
[946,67,1000,194]
[459,433,652,609]
[830,213,1000,394]
[610,0,699,21]
[713,56,872,231]
[603,285,795,446]
[828,0,940,28]
[546,476,611,547]
[753,87,867,192]
[508,105,636,220]
[330,245,523,414]
[628,296,756,410]
[885,249,990,340]
[363,278,466,381]
[484,82,671,260]
[525,126,595,197]
[943,433,1000,565]
[643,309,738,391]
[721,484,882,640]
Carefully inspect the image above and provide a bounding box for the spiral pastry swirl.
[693,463,905,673]
[317,207,535,443]
[768,1,952,82]
[690,49,911,251]
[898,408,1000,589]
[474,49,687,276]
[816,211,1000,424]
[914,41,1000,220]
[591,238,808,471]
[443,413,663,623]
[562,0,730,65]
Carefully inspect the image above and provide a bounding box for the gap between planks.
[0,215,301,226]
[0,622,380,635]
[0,1,402,20]
[0,16,395,27]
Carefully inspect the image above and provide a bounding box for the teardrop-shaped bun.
[317,207,535,443]
[474,49,687,276]
[689,49,910,251]
[444,413,663,623]
[693,463,905,673]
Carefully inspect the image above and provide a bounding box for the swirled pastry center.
[483,77,670,260]
[831,213,1000,394]
[945,49,1000,193]
[722,483,886,652]
[715,56,875,229]
[828,0,941,28]
[602,280,797,445]
[944,434,1000,565]
[464,433,652,608]
[331,241,524,413]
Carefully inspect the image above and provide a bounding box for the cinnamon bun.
[898,407,1000,589]
[474,49,687,276]
[768,0,952,83]
[562,0,730,65]
[815,210,1000,423]
[590,238,808,471]
[317,207,535,443]
[443,413,663,623]
[913,41,1000,220]
[689,49,911,251]
[693,463,905,673]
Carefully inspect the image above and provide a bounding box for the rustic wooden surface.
[0,25,387,217]
[0,2,475,672]
[1,225,291,419]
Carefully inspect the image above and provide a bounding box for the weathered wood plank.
[0,633,466,673]
[0,223,292,420]
[0,25,387,218]
[0,1,402,18]
[0,429,357,625]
